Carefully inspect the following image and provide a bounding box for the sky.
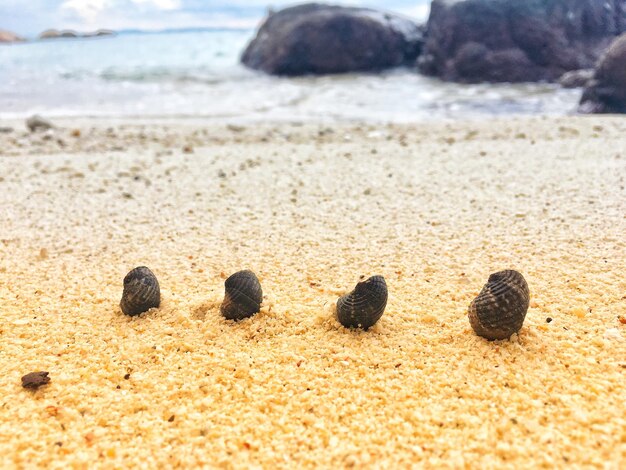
[0,0,431,36]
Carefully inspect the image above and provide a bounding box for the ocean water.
[0,29,583,122]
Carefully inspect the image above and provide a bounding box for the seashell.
[336,275,388,330]
[21,371,50,389]
[120,266,161,316]
[468,270,529,340]
[220,270,263,321]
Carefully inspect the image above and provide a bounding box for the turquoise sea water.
[0,30,582,122]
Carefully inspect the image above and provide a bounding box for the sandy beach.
[0,116,624,468]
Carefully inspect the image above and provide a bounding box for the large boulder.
[241,3,425,76]
[579,33,626,113]
[0,30,25,43]
[419,0,625,83]
[558,69,594,88]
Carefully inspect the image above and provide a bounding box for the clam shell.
[468,270,529,340]
[220,270,263,321]
[120,266,161,316]
[336,275,388,330]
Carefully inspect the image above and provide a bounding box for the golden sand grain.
[0,116,624,468]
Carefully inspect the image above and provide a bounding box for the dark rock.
[21,371,50,389]
[419,0,625,83]
[39,29,115,40]
[0,126,13,133]
[241,3,425,76]
[39,29,78,39]
[84,29,116,38]
[579,33,626,113]
[0,30,25,43]
[559,69,595,88]
[26,115,53,132]
[453,42,545,82]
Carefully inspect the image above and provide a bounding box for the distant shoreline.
[2,26,256,43]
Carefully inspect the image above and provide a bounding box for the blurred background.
[0,0,622,121]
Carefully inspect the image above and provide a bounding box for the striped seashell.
[336,275,388,330]
[468,270,530,340]
[120,266,161,316]
[220,270,263,321]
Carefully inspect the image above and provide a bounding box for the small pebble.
[26,115,53,132]
[227,124,245,133]
[21,371,50,389]
[604,328,623,341]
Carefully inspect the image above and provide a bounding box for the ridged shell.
[336,275,388,330]
[468,270,529,340]
[120,266,161,316]
[220,270,263,321]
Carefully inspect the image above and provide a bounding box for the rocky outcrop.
[579,33,626,113]
[39,29,115,40]
[39,29,78,39]
[241,3,425,76]
[418,0,625,83]
[0,30,25,43]
[85,29,115,37]
[559,69,594,88]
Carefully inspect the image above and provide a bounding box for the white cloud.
[132,0,180,10]
[61,0,111,23]
[6,0,431,36]
[61,0,181,24]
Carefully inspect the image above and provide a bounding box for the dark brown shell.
[468,270,529,340]
[336,275,388,330]
[120,266,161,316]
[21,371,50,389]
[220,270,263,321]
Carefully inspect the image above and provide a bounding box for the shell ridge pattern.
[468,270,529,340]
[220,270,263,321]
[120,266,161,316]
[336,275,388,330]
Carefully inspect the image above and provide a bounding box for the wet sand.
[0,116,625,468]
